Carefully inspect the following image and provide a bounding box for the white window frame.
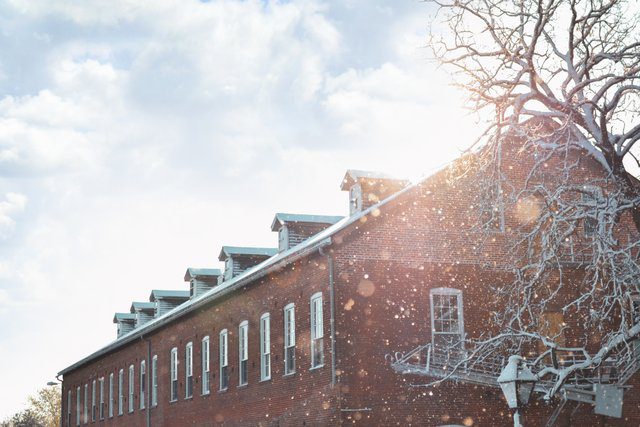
[98,377,104,420]
[140,360,146,409]
[185,342,193,398]
[108,373,114,418]
[239,321,248,386]
[118,369,124,416]
[151,355,158,406]
[91,380,96,422]
[219,329,228,390]
[202,337,210,395]
[284,303,296,375]
[429,287,464,348]
[128,364,134,413]
[310,292,324,368]
[76,386,81,426]
[83,384,88,424]
[260,313,271,381]
[170,347,178,402]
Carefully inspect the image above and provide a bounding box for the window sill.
[309,364,325,371]
[169,399,178,404]
[237,384,248,389]
[184,396,193,400]
[201,391,211,396]
[259,377,271,383]
[218,388,228,394]
[283,372,296,378]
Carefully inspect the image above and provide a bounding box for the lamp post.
[46,380,62,427]
[498,355,537,427]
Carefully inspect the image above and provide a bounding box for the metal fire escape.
[391,340,640,421]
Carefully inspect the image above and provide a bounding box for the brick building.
[58,144,640,426]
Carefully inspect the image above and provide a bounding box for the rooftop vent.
[340,170,409,215]
[271,213,343,252]
[184,268,221,298]
[113,313,137,339]
[149,290,190,317]
[130,302,155,328]
[218,246,277,283]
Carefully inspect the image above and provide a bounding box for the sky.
[0,0,479,417]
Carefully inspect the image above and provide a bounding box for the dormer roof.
[340,169,409,190]
[149,289,190,302]
[218,246,277,261]
[183,268,222,282]
[113,313,137,323]
[130,302,156,313]
[270,213,344,232]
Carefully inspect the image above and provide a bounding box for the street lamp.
[498,355,537,427]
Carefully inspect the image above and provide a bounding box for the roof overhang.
[270,213,344,231]
[113,313,136,323]
[218,246,277,261]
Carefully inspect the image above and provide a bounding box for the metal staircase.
[391,340,640,419]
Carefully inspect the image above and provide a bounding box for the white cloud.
[0,192,27,238]
[0,0,473,420]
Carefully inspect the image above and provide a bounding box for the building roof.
[184,268,222,282]
[58,166,436,376]
[112,313,137,323]
[340,169,409,190]
[130,302,156,312]
[148,289,190,301]
[270,213,344,231]
[218,246,278,261]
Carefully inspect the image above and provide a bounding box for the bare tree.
[393,0,640,412]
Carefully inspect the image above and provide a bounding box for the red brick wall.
[324,146,640,426]
[62,255,340,427]
[62,143,640,426]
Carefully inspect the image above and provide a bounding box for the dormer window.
[184,268,221,298]
[218,247,277,282]
[340,169,409,215]
[271,213,343,252]
[349,183,363,215]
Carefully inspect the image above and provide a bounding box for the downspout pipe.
[319,245,337,386]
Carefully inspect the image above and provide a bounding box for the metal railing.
[391,339,640,398]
